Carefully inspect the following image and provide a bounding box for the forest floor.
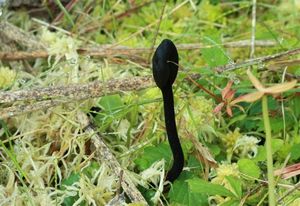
[1,1,300,205]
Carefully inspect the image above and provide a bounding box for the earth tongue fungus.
[152,39,184,182]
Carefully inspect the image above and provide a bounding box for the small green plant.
[232,69,297,205]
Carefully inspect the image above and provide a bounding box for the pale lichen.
[233,135,260,158]
[0,66,16,89]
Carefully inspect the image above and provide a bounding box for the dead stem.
[215,47,300,73]
[77,111,148,205]
[0,76,153,118]
[0,40,276,61]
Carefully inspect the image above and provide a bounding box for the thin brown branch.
[0,21,45,50]
[179,40,276,49]
[77,111,148,205]
[0,76,153,104]
[0,76,153,118]
[0,73,203,118]
[0,40,276,61]
[0,99,65,119]
[186,75,223,103]
[0,50,49,61]
[268,59,300,69]
[214,47,300,73]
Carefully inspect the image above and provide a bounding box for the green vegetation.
[1,0,300,205]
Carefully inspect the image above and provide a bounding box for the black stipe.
[152,39,184,182]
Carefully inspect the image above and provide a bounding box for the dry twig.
[0,99,65,119]
[0,21,45,50]
[0,76,150,104]
[77,111,148,205]
[0,40,276,61]
[0,76,153,118]
[214,47,300,73]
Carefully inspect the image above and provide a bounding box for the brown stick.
[0,73,204,119]
[77,111,148,205]
[0,21,45,50]
[0,40,276,61]
[186,75,222,103]
[0,76,153,104]
[0,50,49,61]
[0,76,153,118]
[0,99,65,119]
[214,47,300,73]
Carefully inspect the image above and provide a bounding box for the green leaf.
[137,186,157,206]
[94,94,128,130]
[99,94,124,112]
[253,146,266,162]
[169,173,208,206]
[207,143,221,156]
[192,66,214,75]
[271,138,284,154]
[291,96,300,118]
[61,172,85,206]
[238,159,261,179]
[268,115,294,134]
[134,140,192,172]
[134,143,172,171]
[82,161,100,178]
[201,30,230,67]
[198,1,222,22]
[225,176,242,198]
[220,199,240,206]
[269,118,285,133]
[290,143,300,160]
[186,156,203,173]
[249,97,277,116]
[210,0,220,5]
[227,114,247,128]
[61,172,80,187]
[292,67,300,76]
[188,178,236,198]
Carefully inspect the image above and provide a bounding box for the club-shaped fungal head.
[152,39,179,89]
